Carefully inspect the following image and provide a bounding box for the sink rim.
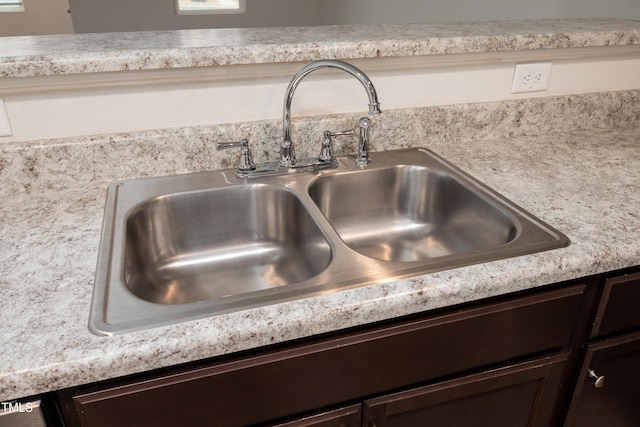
[89,147,570,336]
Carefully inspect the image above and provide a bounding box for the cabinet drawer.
[591,272,640,338]
[61,285,584,427]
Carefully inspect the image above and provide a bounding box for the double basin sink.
[90,148,569,335]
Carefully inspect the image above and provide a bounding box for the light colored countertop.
[1,123,639,400]
[1,18,640,78]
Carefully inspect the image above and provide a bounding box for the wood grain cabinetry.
[58,284,584,427]
[564,332,640,427]
[362,354,568,427]
[564,272,640,427]
[590,271,640,338]
[270,404,362,427]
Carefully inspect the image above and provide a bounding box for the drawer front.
[64,285,584,427]
[591,271,640,338]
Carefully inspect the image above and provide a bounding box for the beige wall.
[67,0,640,34]
[322,0,640,25]
[4,0,639,36]
[67,0,325,33]
[0,0,73,36]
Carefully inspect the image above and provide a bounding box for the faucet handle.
[319,129,355,162]
[329,129,356,138]
[216,139,256,172]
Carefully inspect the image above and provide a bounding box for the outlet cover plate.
[0,98,12,137]
[511,62,553,94]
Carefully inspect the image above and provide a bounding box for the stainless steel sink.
[308,165,518,262]
[124,184,332,305]
[90,148,569,335]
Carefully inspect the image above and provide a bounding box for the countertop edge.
[1,18,640,78]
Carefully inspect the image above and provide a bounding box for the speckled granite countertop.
[1,119,639,400]
[1,18,640,78]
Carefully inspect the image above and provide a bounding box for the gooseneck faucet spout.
[281,60,381,167]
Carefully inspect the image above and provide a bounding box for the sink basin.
[124,184,332,305]
[308,165,517,262]
[90,148,569,335]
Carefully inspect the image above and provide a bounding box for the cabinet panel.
[591,272,640,338]
[269,404,361,427]
[60,285,583,427]
[362,353,568,427]
[564,331,640,427]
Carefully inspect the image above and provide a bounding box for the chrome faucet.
[217,60,381,178]
[281,60,381,167]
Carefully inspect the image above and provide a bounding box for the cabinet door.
[362,353,567,427]
[269,404,361,427]
[564,331,640,427]
[591,272,640,338]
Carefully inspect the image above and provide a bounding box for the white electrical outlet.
[511,62,553,94]
[0,98,12,137]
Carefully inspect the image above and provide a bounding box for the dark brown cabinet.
[590,271,640,338]
[58,284,584,427]
[362,353,568,427]
[564,271,640,427]
[564,332,640,427]
[270,404,362,427]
